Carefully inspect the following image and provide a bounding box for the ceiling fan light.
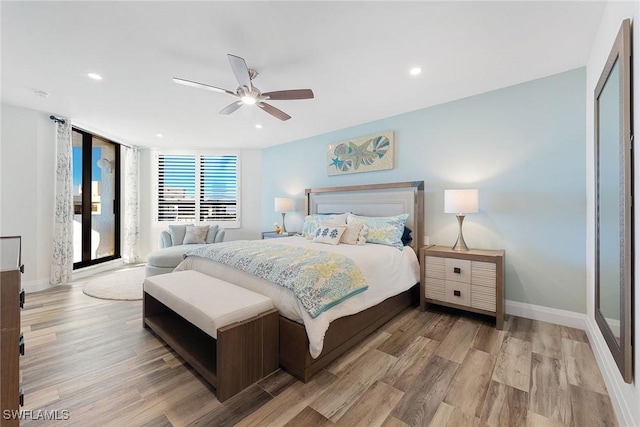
[242,96,257,105]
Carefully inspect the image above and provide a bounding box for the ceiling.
[1,1,605,150]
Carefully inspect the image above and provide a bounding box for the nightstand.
[261,231,296,239]
[420,245,505,329]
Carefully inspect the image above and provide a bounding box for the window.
[156,152,240,228]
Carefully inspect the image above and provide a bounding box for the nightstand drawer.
[445,258,471,284]
[445,280,471,306]
[425,277,446,301]
[425,256,445,279]
[471,285,496,311]
[471,261,496,288]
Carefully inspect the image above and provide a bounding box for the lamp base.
[281,212,287,233]
[452,214,470,251]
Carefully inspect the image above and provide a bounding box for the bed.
[175,181,424,381]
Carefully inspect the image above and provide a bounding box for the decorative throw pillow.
[302,213,350,238]
[401,226,413,246]
[312,224,347,245]
[340,222,364,245]
[205,224,220,244]
[347,213,409,250]
[183,225,209,244]
[169,224,193,246]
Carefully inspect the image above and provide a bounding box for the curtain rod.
[49,115,66,125]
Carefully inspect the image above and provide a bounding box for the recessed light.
[255,124,263,129]
[87,72,103,80]
[156,134,163,138]
[409,67,422,76]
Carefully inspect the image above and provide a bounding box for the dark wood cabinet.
[1,236,23,426]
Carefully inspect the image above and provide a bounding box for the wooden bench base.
[143,292,279,402]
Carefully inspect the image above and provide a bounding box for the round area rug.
[82,267,145,301]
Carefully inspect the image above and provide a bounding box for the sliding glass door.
[72,128,121,268]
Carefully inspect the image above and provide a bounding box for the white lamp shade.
[274,197,293,213]
[444,189,478,214]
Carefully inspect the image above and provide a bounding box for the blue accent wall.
[262,68,586,313]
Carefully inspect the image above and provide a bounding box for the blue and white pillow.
[302,213,349,238]
[347,213,409,250]
[312,224,347,245]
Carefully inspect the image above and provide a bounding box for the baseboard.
[22,278,53,293]
[505,300,633,427]
[505,299,587,330]
[23,260,129,293]
[584,318,634,427]
[72,259,126,281]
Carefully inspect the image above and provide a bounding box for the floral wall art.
[327,131,394,176]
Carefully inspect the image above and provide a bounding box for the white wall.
[137,148,262,259]
[0,104,55,289]
[585,2,640,426]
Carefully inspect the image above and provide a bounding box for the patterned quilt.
[184,240,368,318]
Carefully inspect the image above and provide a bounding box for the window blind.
[157,153,239,224]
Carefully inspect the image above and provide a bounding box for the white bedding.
[174,236,420,358]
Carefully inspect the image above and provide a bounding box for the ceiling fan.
[173,54,314,121]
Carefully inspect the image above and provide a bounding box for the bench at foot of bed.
[142,270,279,402]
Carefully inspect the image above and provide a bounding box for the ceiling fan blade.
[220,101,243,115]
[172,77,236,96]
[258,102,292,121]
[228,54,252,88]
[262,89,314,100]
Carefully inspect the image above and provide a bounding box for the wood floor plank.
[381,415,411,427]
[480,381,528,427]
[531,321,563,360]
[472,324,506,355]
[327,329,391,377]
[283,406,334,427]
[335,381,404,427]
[380,336,440,392]
[529,353,569,424]
[444,348,496,418]
[390,355,459,426]
[421,311,459,341]
[310,349,396,421]
[236,369,337,427]
[378,311,433,357]
[562,338,608,395]
[435,318,480,363]
[567,384,618,427]
[188,384,273,427]
[256,368,298,397]
[446,406,483,427]
[429,402,455,427]
[492,336,532,392]
[507,316,534,343]
[559,325,589,343]
[526,411,565,427]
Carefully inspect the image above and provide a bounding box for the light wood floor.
[19,276,618,427]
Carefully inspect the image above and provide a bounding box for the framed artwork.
[327,131,394,176]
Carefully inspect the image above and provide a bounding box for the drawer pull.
[454,267,461,274]
[19,289,25,308]
[19,387,24,406]
[19,334,25,356]
[454,290,461,297]
[20,264,24,274]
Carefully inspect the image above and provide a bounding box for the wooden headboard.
[305,181,424,254]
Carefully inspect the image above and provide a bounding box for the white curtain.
[122,145,140,263]
[50,119,74,284]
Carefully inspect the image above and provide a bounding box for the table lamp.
[444,189,478,251]
[274,197,293,233]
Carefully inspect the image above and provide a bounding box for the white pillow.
[183,225,209,244]
[312,224,347,245]
[302,212,350,238]
[340,222,364,245]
